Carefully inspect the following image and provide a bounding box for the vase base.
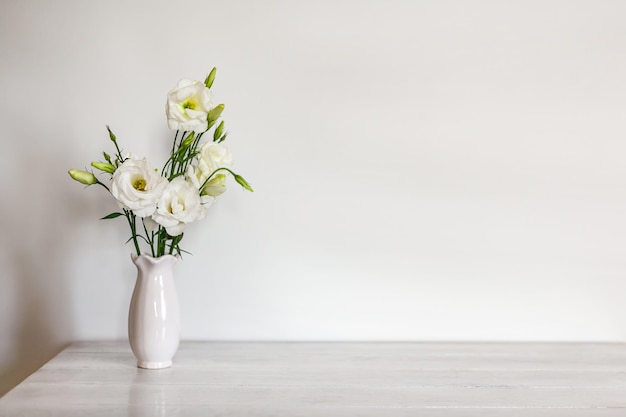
[137,360,172,369]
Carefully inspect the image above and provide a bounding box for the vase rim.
[131,253,180,265]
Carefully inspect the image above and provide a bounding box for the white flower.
[142,216,159,233]
[166,79,213,133]
[186,141,233,190]
[111,157,168,217]
[151,176,212,236]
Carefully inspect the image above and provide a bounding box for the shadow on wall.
[0,137,80,397]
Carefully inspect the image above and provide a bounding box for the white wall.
[3,0,626,396]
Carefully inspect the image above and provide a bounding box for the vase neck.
[131,254,179,270]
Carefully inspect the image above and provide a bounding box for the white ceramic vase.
[129,254,180,369]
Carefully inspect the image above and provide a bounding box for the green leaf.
[172,233,184,246]
[136,235,150,245]
[101,212,125,220]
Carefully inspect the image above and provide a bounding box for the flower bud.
[213,120,225,142]
[181,133,195,148]
[207,104,225,130]
[234,174,254,192]
[91,161,116,173]
[217,132,228,143]
[204,67,217,89]
[106,125,117,143]
[68,169,97,185]
[201,174,227,197]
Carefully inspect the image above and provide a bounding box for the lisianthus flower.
[186,141,233,190]
[111,156,168,217]
[151,176,212,236]
[166,79,213,133]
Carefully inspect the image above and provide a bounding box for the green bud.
[207,104,225,130]
[234,174,254,192]
[91,161,116,173]
[181,132,195,148]
[103,151,112,164]
[68,169,97,185]
[201,174,227,197]
[106,125,117,143]
[204,67,217,89]
[213,121,224,142]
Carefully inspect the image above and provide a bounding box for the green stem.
[94,177,111,193]
[170,132,188,178]
[181,134,202,174]
[125,210,141,256]
[110,135,124,165]
[162,131,181,176]
[156,227,167,257]
[142,219,155,258]
[170,130,179,157]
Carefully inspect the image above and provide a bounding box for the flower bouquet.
[68,68,252,369]
[68,67,252,257]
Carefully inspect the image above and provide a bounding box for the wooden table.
[1,342,626,416]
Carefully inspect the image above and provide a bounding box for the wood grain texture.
[1,342,626,416]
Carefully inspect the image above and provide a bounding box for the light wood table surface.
[1,341,626,416]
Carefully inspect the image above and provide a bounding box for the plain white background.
[2,0,626,396]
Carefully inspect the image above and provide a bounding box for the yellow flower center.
[133,178,147,191]
[182,98,197,111]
